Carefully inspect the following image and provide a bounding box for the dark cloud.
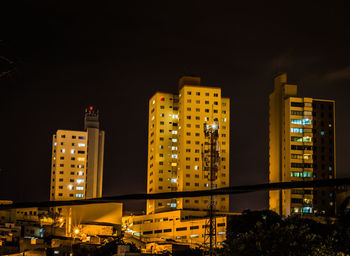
[324,66,350,81]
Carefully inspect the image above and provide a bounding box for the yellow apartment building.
[146,76,230,214]
[50,107,104,201]
[269,73,336,217]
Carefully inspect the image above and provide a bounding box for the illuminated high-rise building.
[269,73,336,217]
[50,107,105,201]
[146,76,230,214]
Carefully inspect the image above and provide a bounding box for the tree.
[222,210,347,256]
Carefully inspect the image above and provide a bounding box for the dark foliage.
[221,210,350,256]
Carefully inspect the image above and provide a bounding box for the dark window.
[291,198,303,204]
[291,102,304,107]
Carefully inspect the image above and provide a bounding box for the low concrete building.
[122,210,227,247]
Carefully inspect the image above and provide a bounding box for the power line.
[1,178,350,210]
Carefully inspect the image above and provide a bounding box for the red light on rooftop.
[89,106,93,111]
[160,97,164,101]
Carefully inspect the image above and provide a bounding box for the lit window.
[76,194,84,198]
[303,154,311,160]
[302,207,312,213]
[152,100,155,105]
[61,149,65,153]
[171,178,177,183]
[77,165,84,168]
[78,143,85,147]
[194,166,199,170]
[78,171,84,176]
[291,119,303,125]
[171,203,176,207]
[291,171,311,178]
[171,154,177,159]
[291,128,304,133]
[54,142,57,146]
[76,179,84,184]
[172,138,177,142]
[172,115,178,119]
[320,131,325,135]
[171,146,178,150]
[303,136,312,142]
[172,130,178,134]
[77,157,85,161]
[291,136,303,142]
[160,97,164,101]
[68,184,73,190]
[303,118,311,125]
[171,163,177,166]
[71,149,75,154]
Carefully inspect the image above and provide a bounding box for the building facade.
[269,73,336,217]
[122,210,228,246]
[50,107,105,201]
[146,76,230,214]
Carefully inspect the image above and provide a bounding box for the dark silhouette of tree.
[221,210,348,256]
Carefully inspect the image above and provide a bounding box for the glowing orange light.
[89,106,93,111]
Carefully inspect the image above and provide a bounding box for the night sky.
[1,1,350,212]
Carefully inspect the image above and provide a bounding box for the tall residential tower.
[269,73,336,217]
[146,76,230,214]
[50,107,105,201]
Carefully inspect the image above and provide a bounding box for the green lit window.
[291,136,303,142]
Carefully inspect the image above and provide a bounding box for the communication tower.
[202,121,220,255]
